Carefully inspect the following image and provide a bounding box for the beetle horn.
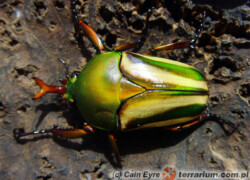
[33,77,66,99]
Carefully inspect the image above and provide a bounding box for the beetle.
[14,0,236,166]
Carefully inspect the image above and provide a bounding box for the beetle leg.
[165,119,201,131]
[166,113,237,135]
[145,41,190,55]
[32,77,66,99]
[204,113,238,135]
[71,0,104,53]
[77,20,105,53]
[112,7,153,52]
[112,41,141,52]
[108,134,122,167]
[13,125,94,140]
[146,12,206,55]
[51,125,94,138]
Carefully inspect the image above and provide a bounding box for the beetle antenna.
[33,77,66,99]
[189,12,206,49]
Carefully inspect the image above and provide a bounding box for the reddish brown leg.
[32,77,66,99]
[108,134,122,167]
[13,125,94,139]
[112,7,153,52]
[52,125,94,138]
[78,20,105,53]
[146,41,190,55]
[165,113,237,135]
[71,0,104,53]
[146,13,206,55]
[112,41,140,52]
[165,118,200,131]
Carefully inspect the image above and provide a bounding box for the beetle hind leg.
[205,114,238,135]
[166,113,237,135]
[165,119,201,131]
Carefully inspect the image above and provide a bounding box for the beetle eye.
[71,74,77,78]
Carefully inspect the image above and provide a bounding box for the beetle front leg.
[77,20,105,53]
[71,0,105,53]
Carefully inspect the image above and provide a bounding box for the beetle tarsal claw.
[207,114,238,135]
[13,128,25,139]
[220,119,238,135]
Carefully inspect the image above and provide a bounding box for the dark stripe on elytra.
[123,104,206,130]
[127,53,205,81]
[144,89,209,95]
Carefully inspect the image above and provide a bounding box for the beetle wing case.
[120,52,208,92]
[118,52,208,130]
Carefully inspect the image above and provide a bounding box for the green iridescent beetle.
[14,1,236,166]
[65,51,208,131]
